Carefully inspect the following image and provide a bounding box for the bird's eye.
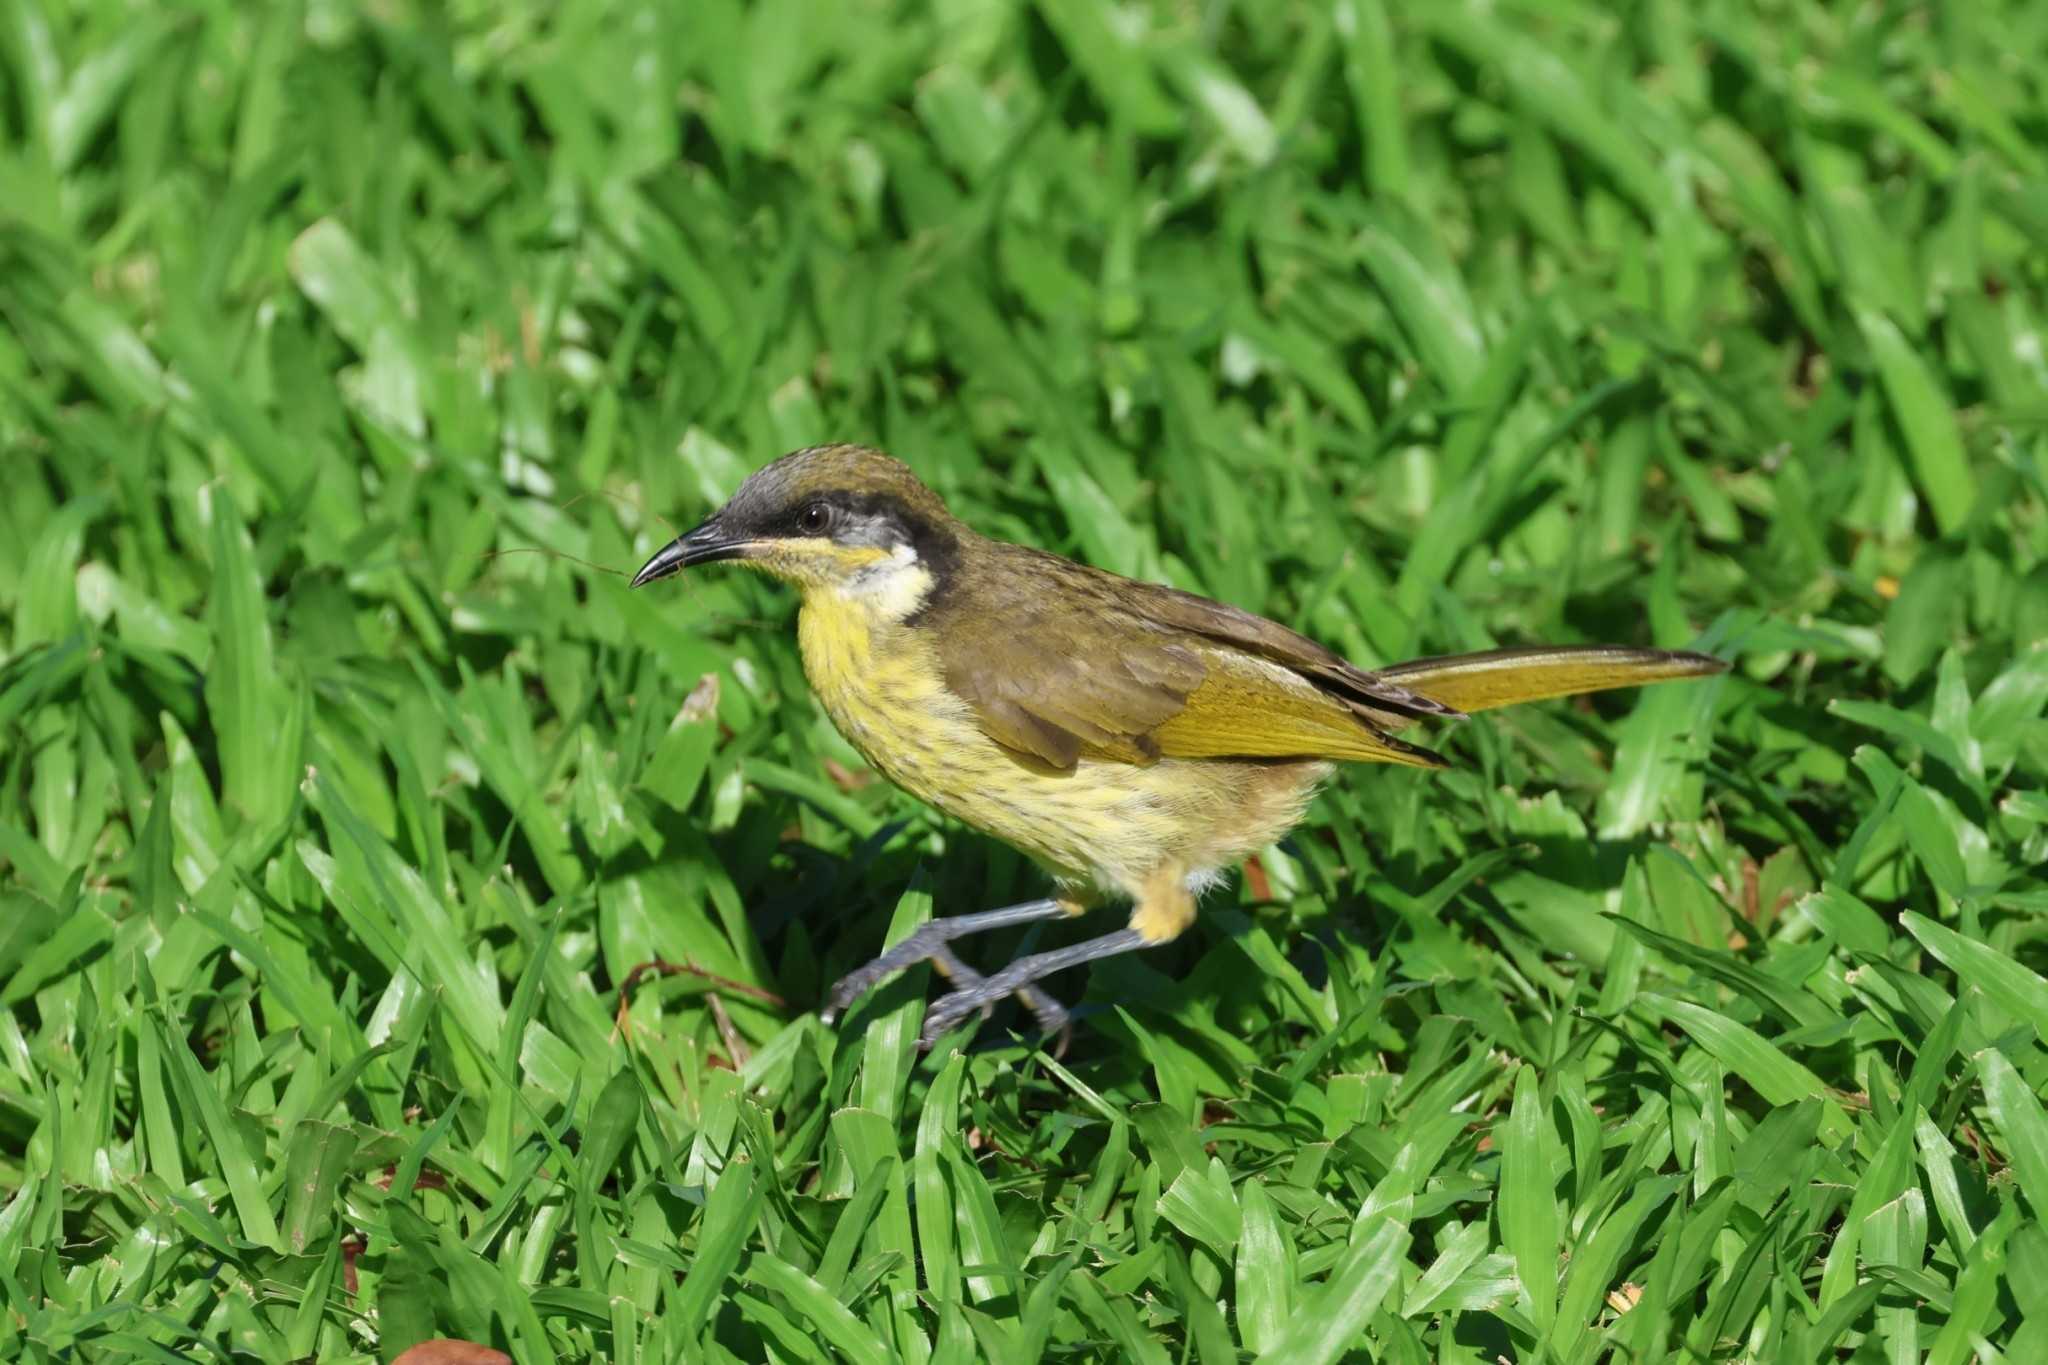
[799,502,833,534]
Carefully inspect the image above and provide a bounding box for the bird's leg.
[926,946,986,988]
[919,865,1198,1049]
[926,946,1072,1039]
[919,928,1151,1049]
[819,897,1075,1024]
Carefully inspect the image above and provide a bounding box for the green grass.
[4,0,2047,1360]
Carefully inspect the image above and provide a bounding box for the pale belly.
[796,601,1327,898]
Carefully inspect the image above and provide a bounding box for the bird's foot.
[920,976,1072,1054]
[829,941,1069,1049]
[819,942,927,1025]
[917,927,1150,1052]
[817,898,1068,1025]
[817,903,1143,1054]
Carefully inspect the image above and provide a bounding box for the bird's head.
[631,444,963,615]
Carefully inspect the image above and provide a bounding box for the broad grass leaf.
[1980,1051,2048,1224]
[1902,912,2048,1041]
[746,1258,894,1365]
[1253,1218,1410,1365]
[675,1159,763,1341]
[1500,1066,1559,1336]
[1818,1106,1918,1307]
[281,1121,358,1253]
[1855,306,1976,533]
[913,1052,967,1304]
[1235,1176,1293,1352]
[1644,995,1850,1140]
[1157,1156,1242,1256]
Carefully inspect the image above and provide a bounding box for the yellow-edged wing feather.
[1374,646,1725,712]
[1152,652,1448,767]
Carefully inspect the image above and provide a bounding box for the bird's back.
[912,537,1460,772]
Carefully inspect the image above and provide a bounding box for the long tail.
[1376,646,1726,714]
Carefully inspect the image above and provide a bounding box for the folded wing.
[927,545,1724,773]
[929,550,1451,771]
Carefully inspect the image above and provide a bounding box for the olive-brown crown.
[716,444,958,539]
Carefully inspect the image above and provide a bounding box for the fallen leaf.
[393,1340,512,1365]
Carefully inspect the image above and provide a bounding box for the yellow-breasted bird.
[632,444,1726,1048]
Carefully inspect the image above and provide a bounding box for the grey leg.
[928,946,1070,1039]
[927,946,986,988]
[819,898,1071,1024]
[919,928,1151,1050]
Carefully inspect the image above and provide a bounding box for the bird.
[631,444,1726,1050]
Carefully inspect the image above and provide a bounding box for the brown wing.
[926,545,1449,771]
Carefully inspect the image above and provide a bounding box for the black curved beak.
[629,518,755,588]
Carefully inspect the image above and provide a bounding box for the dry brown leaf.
[393,1340,512,1365]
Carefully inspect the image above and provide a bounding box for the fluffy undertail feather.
[1375,646,1726,714]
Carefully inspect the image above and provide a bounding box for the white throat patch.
[842,542,932,619]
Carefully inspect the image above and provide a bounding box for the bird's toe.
[819,966,884,1024]
[1019,990,1071,1042]
[917,994,978,1049]
[917,979,1071,1051]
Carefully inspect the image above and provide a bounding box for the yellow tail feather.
[1375,646,1726,714]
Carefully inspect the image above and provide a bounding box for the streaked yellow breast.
[794,593,1327,898]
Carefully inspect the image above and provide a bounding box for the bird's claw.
[816,899,1078,1034]
[917,977,1072,1053]
[824,957,1074,1052]
[820,943,987,1026]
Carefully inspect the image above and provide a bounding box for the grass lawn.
[5,1,2048,1360]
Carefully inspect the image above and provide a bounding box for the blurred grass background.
[4,0,2047,1360]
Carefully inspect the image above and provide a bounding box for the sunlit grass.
[3,2,2046,1361]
